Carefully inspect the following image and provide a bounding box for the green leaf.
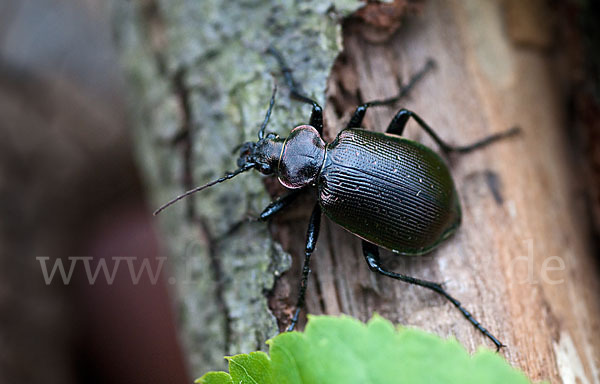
[227,352,273,384]
[195,371,233,384]
[196,314,542,384]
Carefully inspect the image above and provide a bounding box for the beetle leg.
[346,104,368,129]
[386,109,520,154]
[308,104,324,136]
[258,189,305,221]
[362,59,436,108]
[345,59,435,130]
[267,46,323,135]
[385,109,411,135]
[288,203,322,332]
[257,84,277,140]
[361,240,505,351]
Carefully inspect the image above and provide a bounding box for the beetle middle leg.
[288,203,322,331]
[361,240,504,350]
[386,109,520,154]
[346,59,436,129]
[267,46,323,135]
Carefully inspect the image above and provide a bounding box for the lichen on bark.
[111,0,361,373]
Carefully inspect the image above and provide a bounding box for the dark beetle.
[155,48,519,351]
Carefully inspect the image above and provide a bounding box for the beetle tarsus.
[452,125,522,154]
[287,307,302,332]
[361,240,504,351]
[386,108,521,155]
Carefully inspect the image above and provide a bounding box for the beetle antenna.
[258,84,277,140]
[153,163,255,215]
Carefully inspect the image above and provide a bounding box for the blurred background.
[1,0,599,383]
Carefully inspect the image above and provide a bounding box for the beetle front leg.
[288,203,322,331]
[258,189,305,221]
[361,240,505,351]
[267,46,323,135]
[257,84,277,140]
[386,109,520,154]
[308,104,324,135]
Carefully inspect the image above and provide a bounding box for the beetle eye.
[258,163,272,174]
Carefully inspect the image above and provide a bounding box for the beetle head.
[154,85,282,215]
[237,133,284,175]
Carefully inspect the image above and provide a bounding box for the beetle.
[155,48,519,351]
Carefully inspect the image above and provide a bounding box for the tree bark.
[111,0,366,373]
[114,0,600,383]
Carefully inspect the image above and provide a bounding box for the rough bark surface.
[113,0,600,383]
[111,0,364,373]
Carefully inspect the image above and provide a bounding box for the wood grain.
[272,1,600,383]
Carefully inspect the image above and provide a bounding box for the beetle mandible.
[155,47,520,351]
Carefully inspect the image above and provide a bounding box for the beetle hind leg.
[361,240,505,351]
[288,203,322,331]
